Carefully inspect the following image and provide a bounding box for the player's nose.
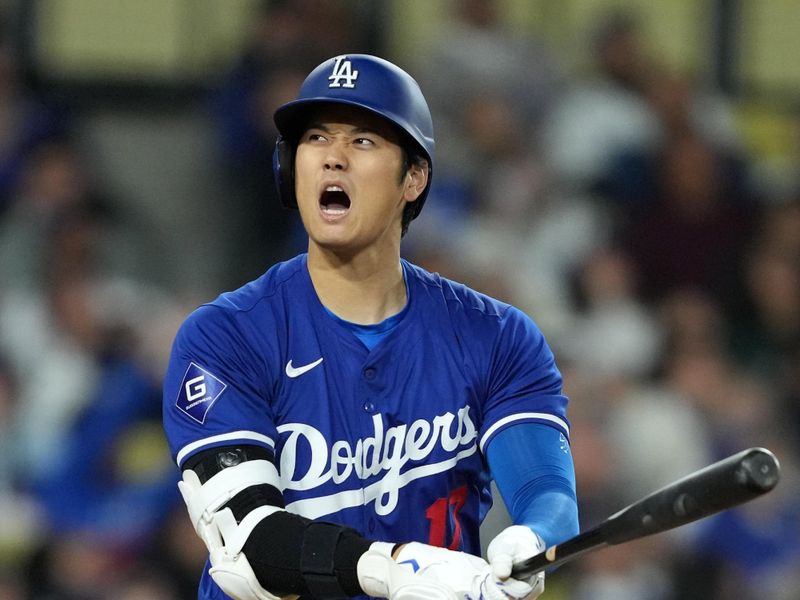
[324,143,348,171]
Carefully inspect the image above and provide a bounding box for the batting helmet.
[272,54,435,220]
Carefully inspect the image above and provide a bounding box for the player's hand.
[486,526,546,600]
[358,542,457,600]
[393,542,534,600]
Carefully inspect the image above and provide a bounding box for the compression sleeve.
[486,423,579,547]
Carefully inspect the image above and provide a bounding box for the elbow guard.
[178,445,373,599]
[178,446,285,599]
[178,461,283,599]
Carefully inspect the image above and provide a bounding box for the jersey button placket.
[362,367,377,412]
[358,365,380,534]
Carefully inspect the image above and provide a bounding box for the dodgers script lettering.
[278,406,477,516]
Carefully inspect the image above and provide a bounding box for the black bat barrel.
[602,447,780,545]
[510,447,780,580]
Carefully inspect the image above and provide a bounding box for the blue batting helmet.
[272,54,435,220]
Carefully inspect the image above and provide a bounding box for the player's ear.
[403,160,428,202]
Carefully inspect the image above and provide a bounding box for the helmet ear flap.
[273,137,297,209]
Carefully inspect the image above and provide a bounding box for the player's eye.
[353,137,375,146]
[305,132,327,143]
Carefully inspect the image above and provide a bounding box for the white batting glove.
[393,542,534,600]
[358,542,457,600]
[487,526,546,600]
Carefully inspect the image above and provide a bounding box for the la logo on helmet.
[328,56,359,88]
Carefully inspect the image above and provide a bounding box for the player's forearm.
[240,510,373,597]
[513,489,579,546]
[488,423,579,546]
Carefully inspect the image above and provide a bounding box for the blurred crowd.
[0,1,799,598]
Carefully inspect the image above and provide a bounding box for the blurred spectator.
[542,9,743,202]
[644,71,742,157]
[2,209,182,544]
[571,539,674,600]
[0,21,68,216]
[754,198,800,259]
[212,0,355,168]
[558,246,662,380]
[0,138,143,292]
[690,422,800,600]
[542,10,662,192]
[784,346,800,447]
[607,70,750,213]
[210,0,361,285]
[0,139,176,470]
[462,93,550,225]
[0,148,184,596]
[0,568,25,600]
[559,275,723,599]
[659,288,730,358]
[416,0,562,167]
[557,363,705,600]
[403,84,560,315]
[0,357,18,492]
[409,0,562,238]
[0,234,102,480]
[0,357,45,583]
[145,505,210,599]
[735,247,800,365]
[659,309,781,463]
[29,338,177,540]
[557,247,714,504]
[113,568,182,600]
[620,133,756,307]
[729,200,800,372]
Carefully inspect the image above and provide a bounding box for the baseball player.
[163,54,579,600]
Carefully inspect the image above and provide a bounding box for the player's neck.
[307,244,406,325]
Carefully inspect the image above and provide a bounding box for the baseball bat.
[510,447,780,580]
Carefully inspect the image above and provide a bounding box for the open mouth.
[320,185,351,216]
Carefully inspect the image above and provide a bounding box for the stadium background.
[0,0,798,598]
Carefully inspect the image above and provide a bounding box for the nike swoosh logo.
[285,357,324,378]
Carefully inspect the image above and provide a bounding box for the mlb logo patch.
[176,362,228,424]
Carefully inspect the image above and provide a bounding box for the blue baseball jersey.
[163,254,569,598]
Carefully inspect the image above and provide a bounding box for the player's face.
[294,105,427,255]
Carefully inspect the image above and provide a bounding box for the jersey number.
[425,485,467,550]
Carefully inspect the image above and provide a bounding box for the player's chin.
[308,228,362,253]
[309,212,352,238]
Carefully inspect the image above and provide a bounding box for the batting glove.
[487,526,546,600]
[393,542,535,600]
[358,542,458,600]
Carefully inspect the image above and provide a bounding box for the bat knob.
[738,448,780,492]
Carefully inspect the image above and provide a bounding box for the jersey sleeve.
[162,304,278,468]
[478,305,569,455]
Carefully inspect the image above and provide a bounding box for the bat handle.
[510,529,605,580]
